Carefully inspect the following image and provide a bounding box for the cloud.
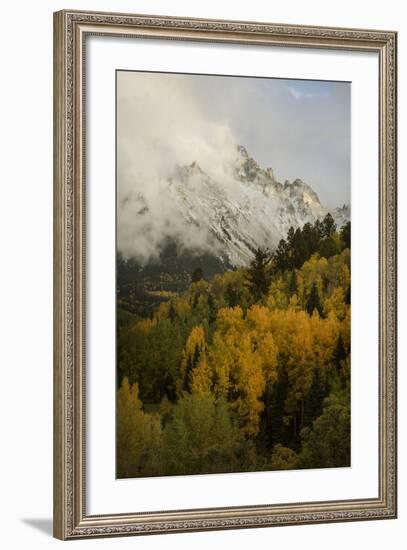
[117,71,239,261]
[288,87,323,101]
[117,71,350,261]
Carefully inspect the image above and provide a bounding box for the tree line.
[117,215,351,478]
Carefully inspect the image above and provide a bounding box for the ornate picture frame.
[53,9,397,540]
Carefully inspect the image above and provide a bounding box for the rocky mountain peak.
[233,144,275,188]
[173,160,205,182]
[265,167,275,181]
[132,144,350,267]
[236,144,249,158]
[284,178,321,206]
[189,161,203,174]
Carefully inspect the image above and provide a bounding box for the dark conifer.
[289,270,298,295]
[191,267,204,282]
[306,282,323,316]
[332,334,347,373]
[340,221,351,249]
[245,247,272,300]
[321,213,337,238]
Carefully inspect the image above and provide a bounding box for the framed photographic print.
[53,9,397,540]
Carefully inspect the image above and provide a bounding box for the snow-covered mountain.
[128,145,350,267]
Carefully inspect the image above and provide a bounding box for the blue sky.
[118,71,350,208]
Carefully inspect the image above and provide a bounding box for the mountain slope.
[165,145,349,266]
[120,145,350,267]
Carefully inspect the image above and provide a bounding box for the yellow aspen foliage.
[257,333,278,384]
[155,301,171,321]
[174,297,192,319]
[228,332,266,437]
[246,306,278,383]
[325,250,350,290]
[264,305,349,426]
[208,332,233,399]
[215,305,245,332]
[194,324,206,344]
[182,326,206,359]
[300,254,328,295]
[132,318,156,336]
[178,325,207,393]
[210,270,250,309]
[323,286,346,320]
[296,271,306,306]
[309,313,340,389]
[338,263,350,291]
[190,356,213,397]
[155,296,192,321]
[207,305,279,436]
[246,304,272,332]
[267,278,288,310]
[117,377,161,478]
[116,221,352,477]
[285,314,314,413]
[288,294,301,310]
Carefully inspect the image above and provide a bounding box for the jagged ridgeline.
[116,143,351,477]
[116,215,351,478]
[117,145,349,319]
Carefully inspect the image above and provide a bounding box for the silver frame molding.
[53,9,397,540]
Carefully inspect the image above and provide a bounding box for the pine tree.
[184,343,201,391]
[268,367,289,447]
[321,213,337,238]
[273,238,289,271]
[245,247,272,300]
[303,368,326,427]
[168,301,176,322]
[288,270,298,295]
[340,221,351,249]
[191,267,204,283]
[226,283,240,307]
[345,285,351,305]
[313,218,323,239]
[332,334,347,374]
[180,327,206,392]
[306,282,323,316]
[207,293,217,324]
[287,226,295,246]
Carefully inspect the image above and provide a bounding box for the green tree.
[191,267,204,282]
[288,269,298,295]
[160,394,244,475]
[273,237,290,271]
[340,221,351,249]
[116,220,351,477]
[319,236,340,259]
[345,285,351,305]
[226,283,240,307]
[270,444,300,470]
[306,282,323,316]
[267,367,289,446]
[117,378,162,478]
[168,301,177,322]
[303,368,327,427]
[321,213,337,238]
[332,334,347,374]
[299,392,350,468]
[245,247,272,300]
